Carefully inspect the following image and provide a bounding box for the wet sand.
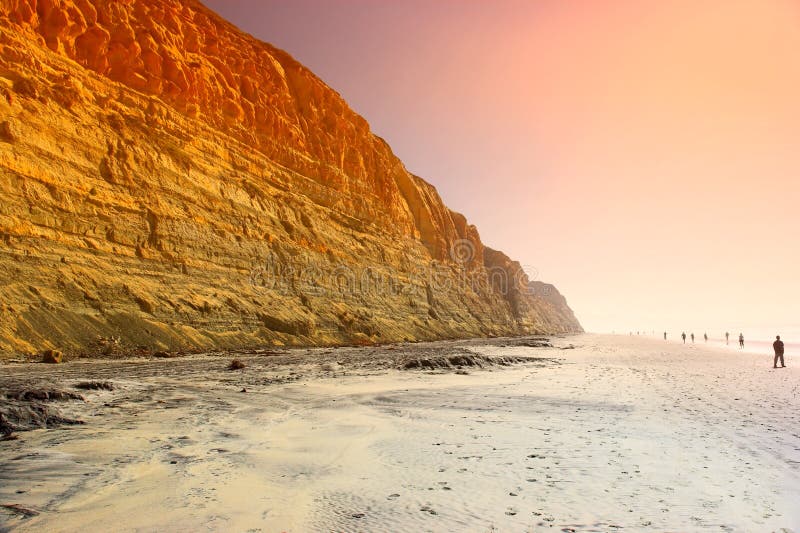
[1,334,798,532]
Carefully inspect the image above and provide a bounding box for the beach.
[1,334,798,532]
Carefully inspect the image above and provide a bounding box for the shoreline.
[606,331,799,359]
[1,334,798,531]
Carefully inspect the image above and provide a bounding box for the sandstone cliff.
[0,0,581,357]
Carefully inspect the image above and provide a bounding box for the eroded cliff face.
[0,0,581,357]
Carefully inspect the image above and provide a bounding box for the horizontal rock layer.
[0,0,581,356]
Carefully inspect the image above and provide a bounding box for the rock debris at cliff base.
[0,335,562,437]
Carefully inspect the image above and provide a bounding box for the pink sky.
[204,0,800,335]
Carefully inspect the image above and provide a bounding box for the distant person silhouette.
[704,333,708,343]
[773,336,785,368]
[664,331,667,340]
[691,333,695,343]
[725,332,730,345]
[682,332,686,344]
[739,333,744,349]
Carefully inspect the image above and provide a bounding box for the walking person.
[682,332,686,344]
[704,333,708,343]
[773,336,786,368]
[739,333,744,349]
[691,333,695,343]
[725,332,730,345]
[664,331,667,340]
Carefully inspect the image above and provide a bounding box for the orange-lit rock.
[0,0,581,357]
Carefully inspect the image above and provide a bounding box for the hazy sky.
[204,0,800,334]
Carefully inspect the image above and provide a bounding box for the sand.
[0,334,798,532]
